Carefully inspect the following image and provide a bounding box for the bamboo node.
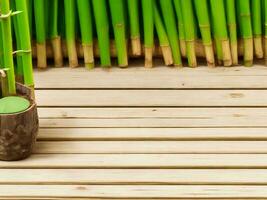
[0,10,22,19]
[0,69,8,78]
[13,49,32,56]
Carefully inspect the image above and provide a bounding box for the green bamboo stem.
[252,0,263,59]
[64,0,78,68]
[153,2,173,66]
[236,0,253,66]
[26,0,32,37]
[159,0,182,67]
[11,0,23,82]
[14,0,34,93]
[92,0,111,67]
[210,0,232,66]
[179,0,197,67]
[33,0,47,68]
[0,0,16,95]
[264,0,267,64]
[0,22,7,97]
[0,23,3,68]
[48,0,63,67]
[225,0,238,65]
[141,0,154,67]
[173,0,186,57]
[127,0,141,56]
[77,0,94,69]
[194,0,215,67]
[109,0,128,67]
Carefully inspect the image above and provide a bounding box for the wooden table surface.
[1,65,267,199]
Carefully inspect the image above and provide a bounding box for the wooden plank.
[38,107,267,128]
[36,90,267,107]
[34,66,267,89]
[33,141,267,154]
[38,128,267,141]
[3,185,267,198]
[3,169,267,185]
[2,154,267,169]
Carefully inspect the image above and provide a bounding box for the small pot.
[0,83,39,161]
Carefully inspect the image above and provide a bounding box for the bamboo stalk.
[237,0,253,66]
[14,0,34,93]
[25,0,32,38]
[173,0,186,57]
[127,0,141,56]
[141,0,154,68]
[225,0,238,65]
[252,0,263,59]
[64,0,78,68]
[109,0,128,67]
[159,0,182,67]
[33,0,47,68]
[153,2,173,66]
[10,0,23,82]
[48,0,63,67]
[92,0,111,67]
[0,0,16,95]
[77,0,94,69]
[179,0,197,67]
[0,21,8,97]
[264,0,267,65]
[194,0,215,67]
[210,0,232,66]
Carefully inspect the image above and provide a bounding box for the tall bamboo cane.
[64,0,78,68]
[141,0,154,68]
[92,0,111,67]
[264,0,267,65]
[159,0,182,67]
[33,0,47,68]
[179,0,197,67]
[194,0,215,67]
[77,0,94,69]
[109,0,128,67]
[225,0,238,65]
[14,0,34,94]
[236,0,253,66]
[48,0,63,67]
[153,2,173,66]
[0,0,16,95]
[127,0,141,56]
[252,0,263,59]
[210,0,232,66]
[173,0,186,57]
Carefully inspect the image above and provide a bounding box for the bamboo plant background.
[3,0,267,70]
[0,0,34,98]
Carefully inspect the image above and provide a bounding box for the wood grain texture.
[2,185,267,198]
[37,107,267,128]
[2,154,267,169]
[33,141,267,154]
[3,169,267,185]
[36,89,267,107]
[37,127,267,141]
[34,66,267,89]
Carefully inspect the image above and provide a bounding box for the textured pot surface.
[0,83,39,161]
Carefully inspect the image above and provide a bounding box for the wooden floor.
[2,64,267,199]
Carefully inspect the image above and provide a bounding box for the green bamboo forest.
[1,0,267,71]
